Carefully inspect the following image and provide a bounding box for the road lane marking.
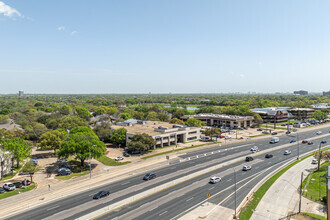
[209,187,215,190]
[159,210,168,216]
[121,182,130,185]
[47,205,59,211]
[186,197,194,202]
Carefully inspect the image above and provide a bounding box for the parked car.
[31,158,38,165]
[93,190,110,199]
[242,165,251,171]
[321,140,327,144]
[308,141,313,145]
[143,172,156,180]
[57,158,68,163]
[284,150,291,155]
[290,140,296,143]
[58,168,71,176]
[312,159,318,164]
[316,131,322,135]
[246,156,254,162]
[225,136,231,139]
[271,132,277,135]
[0,187,5,194]
[22,179,31,186]
[123,152,131,157]
[209,176,222,184]
[13,182,23,188]
[3,182,16,191]
[302,140,308,144]
[257,128,263,131]
[286,131,291,134]
[265,154,273,158]
[115,156,124,161]
[59,164,70,170]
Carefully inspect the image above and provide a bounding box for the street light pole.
[233,167,237,219]
[297,133,300,160]
[318,142,323,171]
[89,145,94,179]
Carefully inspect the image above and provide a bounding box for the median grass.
[141,142,215,159]
[0,182,36,200]
[301,161,330,204]
[301,212,327,220]
[56,170,91,180]
[96,155,131,166]
[1,165,23,181]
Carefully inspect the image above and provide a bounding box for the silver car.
[3,182,16,191]
[209,176,222,184]
[243,165,252,171]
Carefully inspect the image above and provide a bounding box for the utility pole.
[297,133,300,160]
[299,172,303,213]
[318,142,322,171]
[89,145,94,179]
[234,167,237,219]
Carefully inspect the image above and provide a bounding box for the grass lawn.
[96,155,131,166]
[56,170,90,180]
[1,165,22,181]
[141,142,215,159]
[0,182,36,200]
[301,212,327,220]
[301,161,330,204]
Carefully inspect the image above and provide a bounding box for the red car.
[21,180,31,186]
[302,140,308,144]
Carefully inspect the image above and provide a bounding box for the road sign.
[206,193,210,197]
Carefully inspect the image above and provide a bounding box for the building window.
[189,131,197,135]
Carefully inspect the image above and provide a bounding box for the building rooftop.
[182,113,254,120]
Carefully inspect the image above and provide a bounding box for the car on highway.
[290,140,296,143]
[123,152,131,157]
[308,141,313,145]
[93,190,110,199]
[209,176,222,184]
[312,159,318,164]
[302,140,308,144]
[316,131,322,135]
[321,140,327,144]
[251,146,258,151]
[271,132,277,135]
[242,165,251,171]
[143,172,156,181]
[265,154,273,158]
[245,156,254,162]
[284,150,291,155]
[115,156,124,161]
[13,182,23,188]
[0,187,5,194]
[3,182,16,191]
[270,137,279,144]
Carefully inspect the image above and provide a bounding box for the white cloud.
[58,26,65,31]
[0,1,21,17]
[239,74,245,78]
[70,30,78,36]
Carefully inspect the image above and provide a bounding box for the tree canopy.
[110,128,127,146]
[1,138,32,167]
[186,118,202,127]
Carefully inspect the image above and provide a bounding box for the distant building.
[311,103,330,109]
[294,90,308,96]
[251,107,289,123]
[18,91,24,97]
[180,113,254,129]
[112,120,201,149]
[323,91,330,96]
[288,108,315,120]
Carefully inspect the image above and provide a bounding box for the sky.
[0,0,330,94]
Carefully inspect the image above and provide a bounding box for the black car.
[13,182,23,188]
[245,156,254,162]
[59,164,70,169]
[93,190,110,199]
[272,132,277,135]
[265,154,273,158]
[308,141,313,145]
[123,152,131,157]
[58,169,71,176]
[286,131,291,134]
[0,187,5,194]
[143,172,156,181]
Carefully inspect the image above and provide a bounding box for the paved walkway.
[250,157,326,220]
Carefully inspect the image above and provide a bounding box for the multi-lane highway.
[6,127,330,220]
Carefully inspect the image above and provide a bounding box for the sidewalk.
[250,157,326,220]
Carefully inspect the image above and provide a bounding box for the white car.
[115,156,124,161]
[225,136,231,139]
[209,176,222,184]
[251,146,258,153]
[3,182,16,191]
[243,165,251,171]
[316,131,322,135]
[284,150,291,155]
[312,159,318,164]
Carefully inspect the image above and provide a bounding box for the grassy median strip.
[56,170,91,180]
[141,143,215,159]
[238,153,315,219]
[0,182,36,200]
[97,155,131,166]
[301,212,327,220]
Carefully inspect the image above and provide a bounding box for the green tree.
[0,115,9,124]
[172,109,186,119]
[312,110,328,121]
[170,118,185,125]
[127,133,156,152]
[186,118,202,127]
[93,121,112,142]
[110,128,127,147]
[157,113,170,122]
[59,105,72,115]
[70,126,97,137]
[1,138,32,167]
[204,127,221,140]
[146,111,158,121]
[76,107,91,121]
[58,116,88,130]
[39,130,65,153]
[57,134,106,166]
[120,113,132,120]
[24,122,48,141]
[132,111,145,120]
[21,160,38,182]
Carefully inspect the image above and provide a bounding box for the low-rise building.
[251,107,289,123]
[311,103,330,110]
[180,113,254,129]
[323,91,330,96]
[287,108,315,120]
[293,90,308,95]
[0,150,13,179]
[112,120,201,149]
